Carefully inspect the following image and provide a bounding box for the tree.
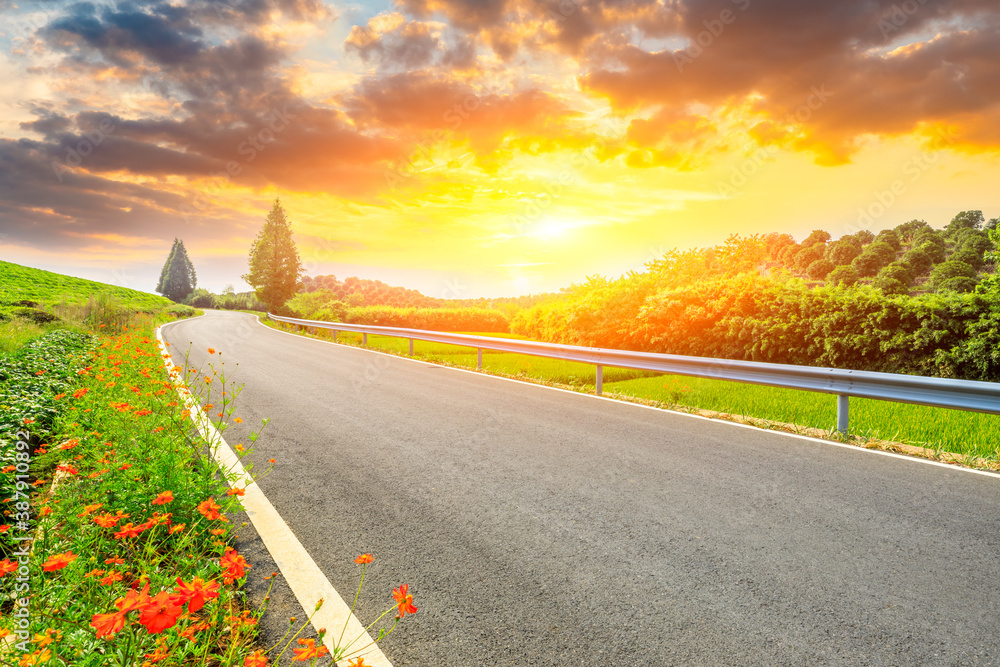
[243,199,304,312]
[806,258,835,280]
[827,240,861,266]
[156,238,197,302]
[945,210,984,236]
[794,243,826,272]
[931,260,977,291]
[826,265,858,287]
[801,230,831,247]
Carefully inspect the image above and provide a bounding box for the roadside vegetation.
[1,261,416,665]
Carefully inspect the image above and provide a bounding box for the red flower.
[138,591,184,634]
[0,559,17,577]
[72,388,89,399]
[116,583,151,614]
[91,612,126,639]
[42,551,78,572]
[153,491,174,505]
[114,522,144,539]
[220,547,250,583]
[393,584,417,618]
[170,577,220,613]
[292,638,329,661]
[244,650,268,667]
[354,554,373,565]
[197,497,225,521]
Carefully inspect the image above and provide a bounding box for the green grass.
[0,260,190,353]
[277,322,1000,465]
[0,260,171,310]
[609,374,1000,460]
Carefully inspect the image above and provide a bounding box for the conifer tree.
[156,238,197,302]
[243,199,304,312]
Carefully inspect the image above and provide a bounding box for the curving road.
[164,310,1000,666]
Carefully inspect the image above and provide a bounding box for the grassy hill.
[0,259,171,310]
[0,259,188,353]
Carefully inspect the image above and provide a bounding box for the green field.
[0,260,190,353]
[0,260,170,308]
[275,323,1000,464]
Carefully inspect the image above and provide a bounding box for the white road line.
[157,319,393,667]
[261,316,1000,481]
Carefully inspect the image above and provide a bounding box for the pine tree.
[156,238,197,302]
[242,199,304,312]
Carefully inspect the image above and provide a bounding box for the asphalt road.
[163,310,1000,666]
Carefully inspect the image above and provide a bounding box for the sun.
[526,217,579,241]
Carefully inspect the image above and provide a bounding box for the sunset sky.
[1,0,998,297]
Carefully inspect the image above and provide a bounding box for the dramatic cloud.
[0,0,998,295]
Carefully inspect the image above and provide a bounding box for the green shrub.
[826,265,858,287]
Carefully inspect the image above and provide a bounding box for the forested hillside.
[512,211,1000,381]
[288,211,1000,381]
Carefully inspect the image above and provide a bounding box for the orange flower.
[114,523,144,539]
[0,559,17,577]
[116,584,151,614]
[292,638,329,661]
[100,571,124,586]
[393,584,417,618]
[220,547,250,583]
[104,557,125,565]
[208,348,216,354]
[94,513,123,528]
[72,388,89,399]
[354,554,373,565]
[197,498,225,521]
[139,591,184,634]
[91,612,126,639]
[245,651,268,667]
[42,551,78,572]
[348,659,368,667]
[226,487,245,497]
[144,637,171,663]
[170,577,220,613]
[77,503,103,517]
[151,491,174,506]
[169,523,186,534]
[0,525,8,533]
[84,568,106,579]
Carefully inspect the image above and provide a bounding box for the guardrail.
[267,313,1000,434]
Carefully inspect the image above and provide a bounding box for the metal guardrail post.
[409,339,414,356]
[363,333,367,345]
[477,348,483,369]
[837,394,849,434]
[333,330,338,341]
[596,365,603,396]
